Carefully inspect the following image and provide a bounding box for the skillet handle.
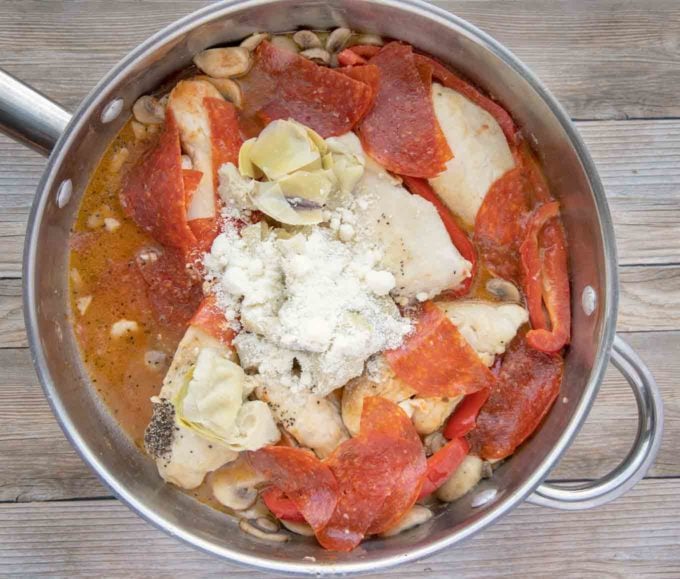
[527,334,663,510]
[0,68,71,156]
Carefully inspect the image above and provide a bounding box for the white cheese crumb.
[104,217,121,232]
[111,319,139,338]
[144,350,167,370]
[365,270,396,297]
[181,155,193,170]
[75,295,92,316]
[416,292,429,302]
[338,223,355,242]
[205,224,411,397]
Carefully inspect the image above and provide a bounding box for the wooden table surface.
[1,0,679,576]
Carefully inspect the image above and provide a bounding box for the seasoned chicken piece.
[256,382,349,458]
[167,79,224,220]
[437,300,529,366]
[342,356,415,436]
[353,148,472,300]
[144,326,239,489]
[403,395,463,436]
[429,83,515,226]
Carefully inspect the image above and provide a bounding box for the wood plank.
[0,280,24,348]
[0,330,676,502]
[1,479,678,577]
[1,119,678,278]
[0,0,678,120]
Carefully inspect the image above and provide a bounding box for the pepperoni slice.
[474,167,531,283]
[348,45,382,60]
[120,110,197,251]
[416,54,517,144]
[317,397,426,550]
[356,42,452,178]
[247,446,338,532]
[204,97,242,179]
[189,295,234,346]
[385,302,496,398]
[136,246,203,337]
[338,64,380,102]
[239,40,374,138]
[469,335,563,460]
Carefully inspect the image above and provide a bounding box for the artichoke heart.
[174,348,245,443]
[242,119,324,180]
[173,348,280,450]
[237,121,366,225]
[251,181,324,226]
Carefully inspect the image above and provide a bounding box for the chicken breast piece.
[168,79,224,220]
[354,154,472,300]
[256,382,349,458]
[429,83,515,226]
[342,356,415,436]
[437,300,529,366]
[144,326,239,489]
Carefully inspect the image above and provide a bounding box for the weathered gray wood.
[0,0,678,119]
[1,479,679,577]
[0,280,24,348]
[0,330,676,502]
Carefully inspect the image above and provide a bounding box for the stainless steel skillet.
[0,0,663,574]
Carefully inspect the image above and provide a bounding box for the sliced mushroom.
[240,32,270,51]
[239,518,289,542]
[423,431,447,457]
[132,95,165,125]
[380,505,433,537]
[300,48,331,66]
[436,454,484,502]
[281,520,315,537]
[194,75,243,107]
[351,33,384,46]
[486,278,521,303]
[293,30,322,49]
[210,457,267,511]
[193,47,252,78]
[326,27,352,53]
[271,35,299,53]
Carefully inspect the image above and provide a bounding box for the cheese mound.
[205,223,412,397]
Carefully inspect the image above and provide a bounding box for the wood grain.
[0,330,676,502]
[1,479,679,577]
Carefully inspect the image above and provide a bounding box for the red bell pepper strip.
[443,388,490,440]
[402,176,476,296]
[417,437,470,499]
[261,487,306,523]
[520,202,571,353]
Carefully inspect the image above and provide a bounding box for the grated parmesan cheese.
[205,220,411,397]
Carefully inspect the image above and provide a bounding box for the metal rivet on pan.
[56,179,73,208]
[100,98,124,124]
[582,285,597,316]
[471,487,497,508]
